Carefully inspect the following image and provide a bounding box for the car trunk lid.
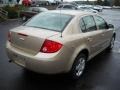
[10,26,60,55]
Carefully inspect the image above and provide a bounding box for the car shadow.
[16,51,113,90]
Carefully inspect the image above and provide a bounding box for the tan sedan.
[6,10,116,79]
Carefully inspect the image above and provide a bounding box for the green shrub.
[14,4,26,11]
[2,5,18,19]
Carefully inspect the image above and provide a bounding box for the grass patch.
[2,5,27,19]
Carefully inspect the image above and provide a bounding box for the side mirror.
[108,24,114,29]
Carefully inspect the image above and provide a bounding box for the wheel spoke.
[111,38,115,48]
[75,58,85,77]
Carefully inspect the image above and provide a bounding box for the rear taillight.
[40,39,63,53]
[8,32,11,42]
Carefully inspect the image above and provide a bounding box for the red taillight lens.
[8,32,11,42]
[40,39,63,53]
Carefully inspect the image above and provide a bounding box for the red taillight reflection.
[8,32,11,42]
[40,39,63,53]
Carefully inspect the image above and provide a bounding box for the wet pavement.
[0,9,120,90]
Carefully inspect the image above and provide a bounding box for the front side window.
[94,16,108,30]
[82,16,97,32]
[25,12,73,32]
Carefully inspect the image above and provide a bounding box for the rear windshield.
[24,12,73,32]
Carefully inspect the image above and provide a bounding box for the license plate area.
[12,53,26,67]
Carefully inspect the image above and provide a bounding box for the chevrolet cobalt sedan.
[6,10,115,79]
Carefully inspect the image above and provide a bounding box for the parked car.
[103,6,112,9]
[93,5,103,12]
[6,10,115,80]
[78,6,98,13]
[78,4,93,8]
[78,5,103,12]
[56,4,78,10]
[20,7,48,21]
[37,0,61,5]
[57,2,78,7]
[112,6,120,9]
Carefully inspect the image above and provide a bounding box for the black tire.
[107,36,115,51]
[70,53,87,80]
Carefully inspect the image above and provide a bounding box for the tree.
[9,0,12,2]
[113,0,120,6]
[103,0,110,6]
[96,0,103,5]
[86,0,90,4]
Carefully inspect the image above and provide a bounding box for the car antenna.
[60,8,62,37]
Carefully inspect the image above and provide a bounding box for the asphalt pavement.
[0,9,120,90]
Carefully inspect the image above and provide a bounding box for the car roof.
[59,3,76,6]
[49,10,95,16]
[29,7,47,9]
[59,3,71,5]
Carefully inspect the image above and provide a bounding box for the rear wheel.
[70,53,87,80]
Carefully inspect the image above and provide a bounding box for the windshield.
[24,12,73,32]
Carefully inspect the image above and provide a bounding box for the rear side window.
[94,16,108,30]
[82,16,97,32]
[80,19,86,32]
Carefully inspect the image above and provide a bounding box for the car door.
[80,15,102,56]
[94,15,113,49]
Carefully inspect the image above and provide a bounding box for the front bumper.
[6,42,71,74]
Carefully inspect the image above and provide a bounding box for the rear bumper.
[6,42,71,74]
